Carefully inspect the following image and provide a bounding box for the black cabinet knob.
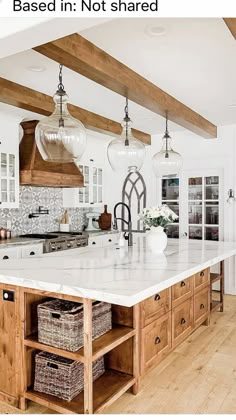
[30,251,35,256]
[108,239,112,242]
[180,281,186,287]
[3,255,9,260]
[92,242,96,245]
[200,271,205,277]
[155,336,161,345]
[200,303,205,309]
[181,318,186,325]
[154,294,161,301]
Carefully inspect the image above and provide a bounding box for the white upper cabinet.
[0,114,20,208]
[63,133,107,209]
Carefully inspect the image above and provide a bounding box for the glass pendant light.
[35,64,86,163]
[152,112,183,178]
[107,98,146,174]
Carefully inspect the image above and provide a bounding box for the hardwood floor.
[1,295,236,415]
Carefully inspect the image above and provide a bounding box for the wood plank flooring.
[0,295,236,415]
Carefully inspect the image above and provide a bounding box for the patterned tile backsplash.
[0,186,88,236]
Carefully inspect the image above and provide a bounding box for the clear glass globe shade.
[107,125,146,174]
[35,92,86,163]
[152,137,183,177]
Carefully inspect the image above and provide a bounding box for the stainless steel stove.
[20,232,88,253]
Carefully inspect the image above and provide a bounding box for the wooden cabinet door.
[172,297,193,348]
[140,288,171,327]
[194,268,210,293]
[0,284,20,406]
[194,286,210,328]
[140,312,171,374]
[172,276,194,308]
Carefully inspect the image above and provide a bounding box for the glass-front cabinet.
[160,171,222,241]
[188,175,220,241]
[161,178,180,238]
[63,161,104,208]
[0,151,19,208]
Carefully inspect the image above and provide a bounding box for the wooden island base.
[0,263,224,414]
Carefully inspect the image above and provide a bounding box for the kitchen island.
[0,237,235,414]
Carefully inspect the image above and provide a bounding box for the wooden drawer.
[141,288,171,327]
[172,276,194,308]
[194,287,210,328]
[172,297,193,348]
[140,312,171,374]
[194,268,210,292]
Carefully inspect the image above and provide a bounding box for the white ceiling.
[0,18,235,136]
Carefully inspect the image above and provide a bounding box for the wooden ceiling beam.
[223,18,236,40]
[0,77,151,145]
[34,33,217,139]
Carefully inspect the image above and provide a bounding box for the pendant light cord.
[165,111,169,159]
[124,98,129,147]
[57,64,65,128]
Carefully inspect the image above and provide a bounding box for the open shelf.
[25,370,134,415]
[210,273,222,284]
[24,325,134,363]
[211,301,223,312]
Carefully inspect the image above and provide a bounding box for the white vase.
[146,226,168,253]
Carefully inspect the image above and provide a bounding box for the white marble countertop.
[0,236,236,306]
[0,237,45,249]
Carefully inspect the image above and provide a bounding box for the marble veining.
[0,236,236,306]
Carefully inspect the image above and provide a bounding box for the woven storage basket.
[38,299,112,352]
[34,351,105,402]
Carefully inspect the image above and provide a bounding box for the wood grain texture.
[172,297,193,348]
[140,312,171,374]
[0,77,150,145]
[172,276,194,308]
[4,296,236,415]
[0,284,20,400]
[34,34,217,139]
[223,18,236,39]
[194,268,210,293]
[140,288,171,327]
[193,286,210,329]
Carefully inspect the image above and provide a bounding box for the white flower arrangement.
[139,205,178,228]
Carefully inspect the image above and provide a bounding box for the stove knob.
[51,246,56,251]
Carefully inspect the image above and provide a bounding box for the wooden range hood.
[20,120,84,187]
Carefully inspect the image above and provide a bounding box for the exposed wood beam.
[0,77,151,145]
[223,18,236,40]
[34,33,217,139]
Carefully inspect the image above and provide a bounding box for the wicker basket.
[34,351,105,402]
[37,299,112,352]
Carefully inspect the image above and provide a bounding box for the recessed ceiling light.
[26,65,46,73]
[145,25,167,37]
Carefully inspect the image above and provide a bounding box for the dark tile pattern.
[0,186,87,236]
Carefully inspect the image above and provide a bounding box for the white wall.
[103,124,236,295]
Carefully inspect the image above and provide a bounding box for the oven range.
[20,232,88,253]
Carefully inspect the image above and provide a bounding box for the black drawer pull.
[92,242,96,245]
[51,313,60,319]
[154,294,161,301]
[200,271,205,277]
[108,239,112,242]
[200,303,205,309]
[155,336,161,345]
[47,362,58,369]
[3,255,9,260]
[181,318,186,325]
[180,281,186,287]
[30,251,35,256]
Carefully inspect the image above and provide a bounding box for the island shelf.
[20,288,139,414]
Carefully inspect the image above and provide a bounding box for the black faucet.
[113,202,133,247]
[29,206,49,219]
